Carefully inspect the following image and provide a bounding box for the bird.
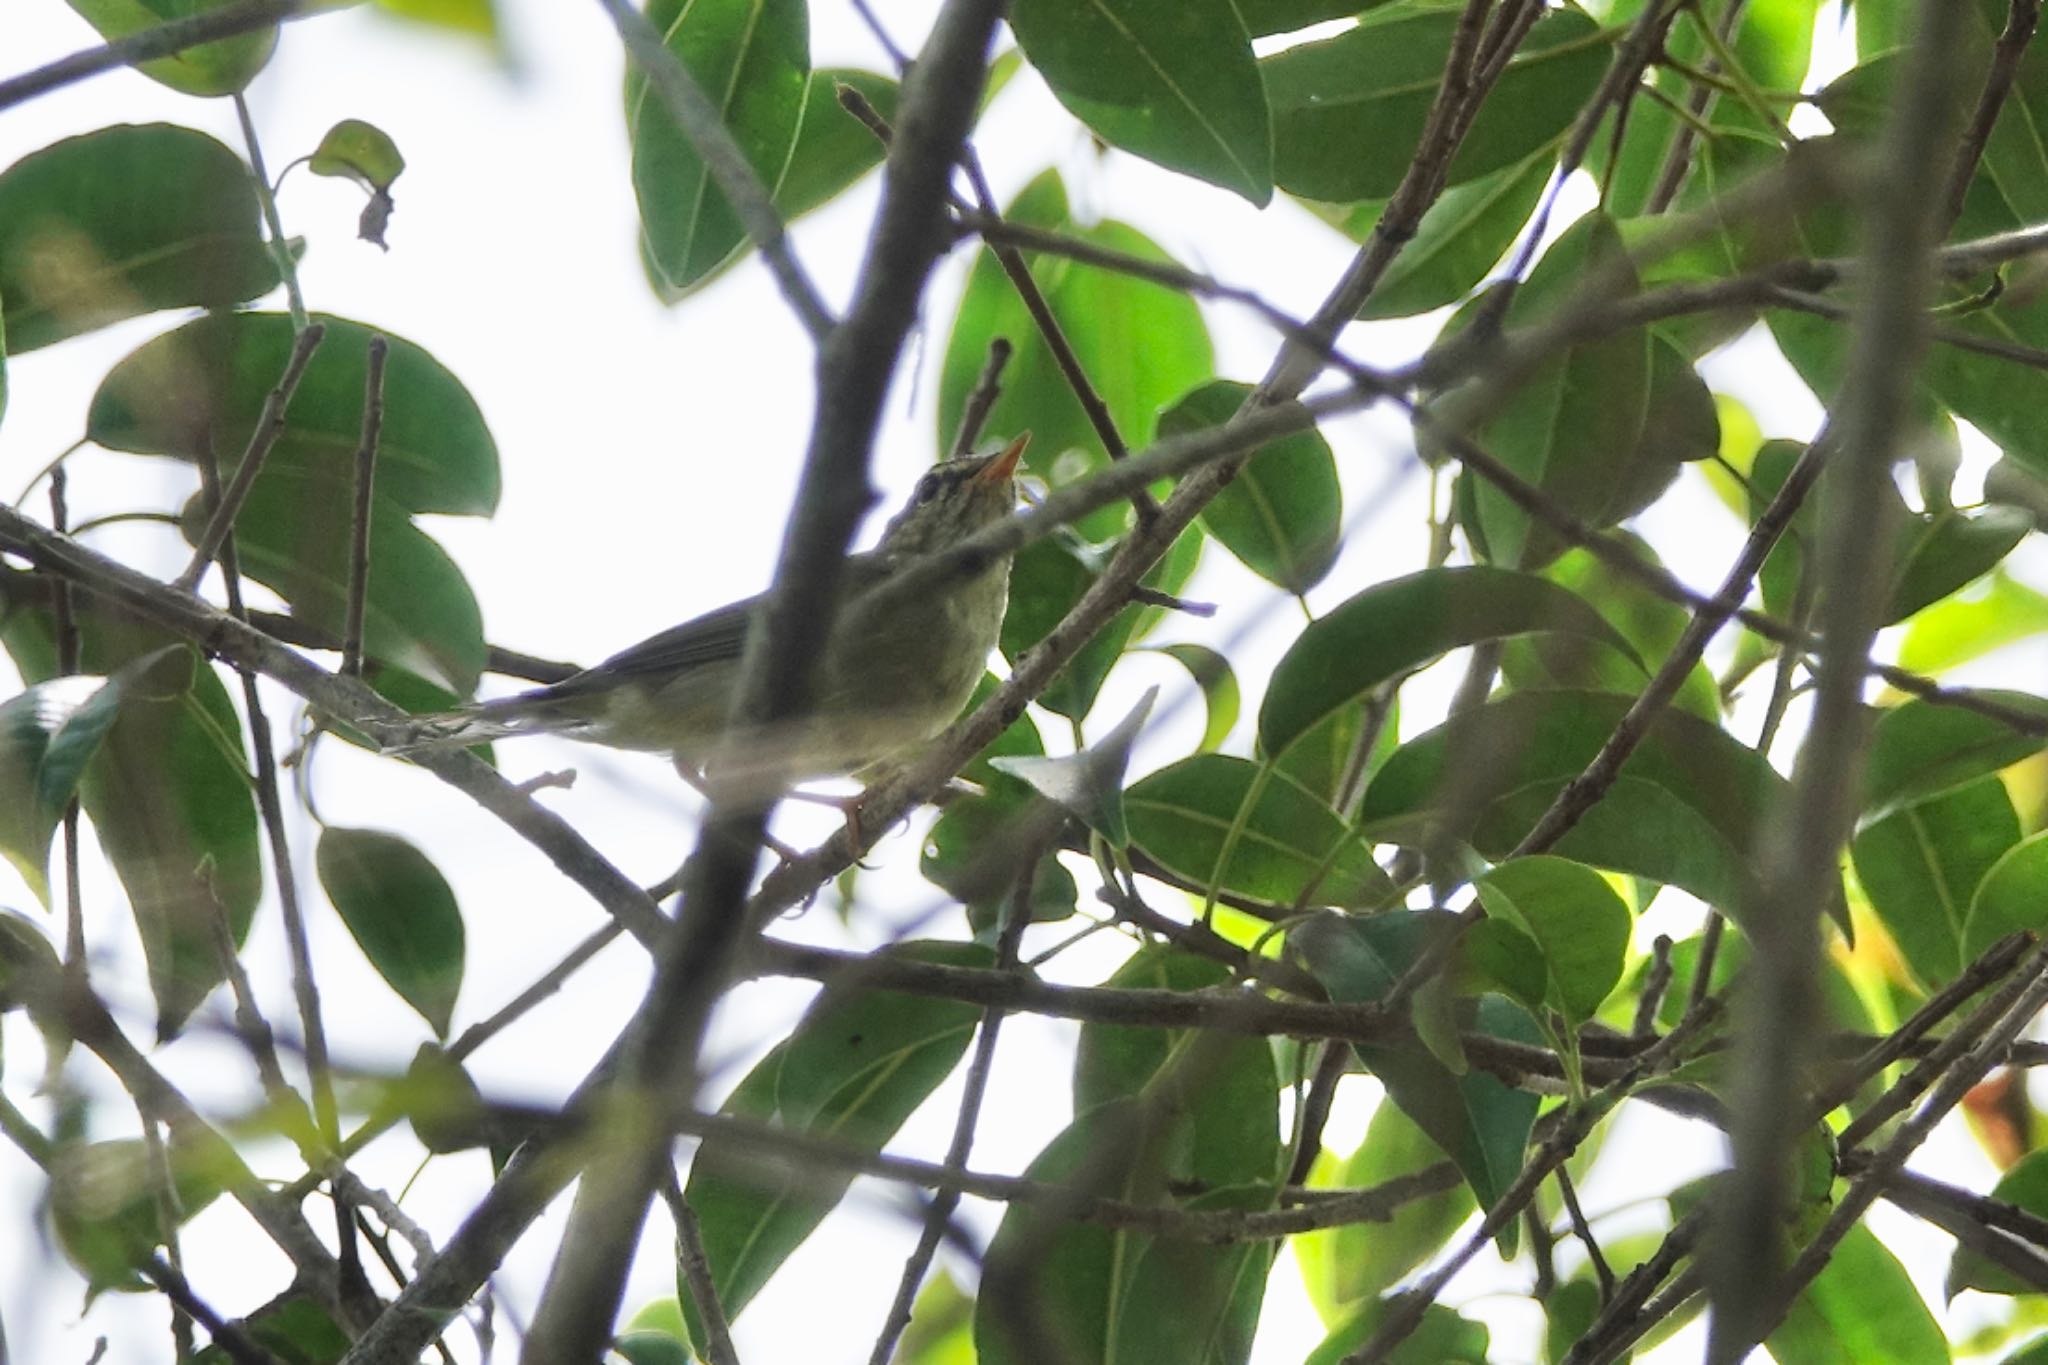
[398,434,1029,802]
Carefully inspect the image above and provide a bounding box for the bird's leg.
[672,760,806,864]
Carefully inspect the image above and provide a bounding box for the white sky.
[0,1,2041,1362]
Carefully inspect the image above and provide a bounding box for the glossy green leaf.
[772,70,896,220]
[0,597,260,1037]
[1266,4,1608,202]
[1360,689,1789,915]
[683,941,991,1347]
[1852,776,2019,992]
[629,0,808,291]
[64,0,276,96]
[980,947,1277,1365]
[89,311,501,517]
[1898,572,2048,676]
[317,827,464,1037]
[1158,380,1342,591]
[1357,144,1555,319]
[1296,1100,1473,1319]
[1771,1224,1947,1365]
[1965,830,2048,967]
[1499,533,1721,721]
[1859,690,2048,827]
[1239,0,1392,37]
[1258,565,1638,759]
[1011,0,1272,202]
[939,171,1214,543]
[177,466,487,696]
[0,125,277,353]
[1144,643,1239,752]
[1886,507,2032,624]
[991,686,1154,847]
[1262,695,1399,811]
[1472,855,1629,1026]
[1292,912,1542,1215]
[921,794,1078,932]
[1126,755,1395,909]
[0,647,184,905]
[1949,1146,2048,1297]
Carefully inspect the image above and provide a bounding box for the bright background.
[0,1,2034,1361]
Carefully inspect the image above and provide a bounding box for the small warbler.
[406,435,1028,795]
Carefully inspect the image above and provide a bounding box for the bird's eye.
[915,472,943,504]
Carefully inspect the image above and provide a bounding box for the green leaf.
[921,794,1078,932]
[1771,1224,1947,1365]
[1157,380,1342,592]
[0,596,261,1038]
[1263,695,1399,810]
[1499,533,1721,722]
[1886,506,2032,624]
[1356,143,1555,320]
[372,0,499,41]
[683,941,991,1348]
[980,947,1277,1365]
[1950,1147,2048,1297]
[991,686,1154,847]
[89,311,501,517]
[1127,755,1395,909]
[1472,855,1629,1026]
[194,1292,349,1365]
[629,0,809,291]
[63,0,276,96]
[1292,912,1542,1215]
[1859,690,2048,826]
[176,465,488,696]
[50,1136,227,1299]
[316,827,464,1037]
[0,125,278,354]
[1965,830,2048,968]
[1239,0,1392,38]
[1258,565,1639,759]
[1898,572,2048,676]
[1360,689,1789,916]
[1010,0,1272,203]
[0,647,186,905]
[1266,4,1608,202]
[1143,643,1239,752]
[1436,213,1657,567]
[308,118,406,191]
[1852,776,2018,992]
[1295,1100,1474,1319]
[772,70,895,219]
[938,171,1214,543]
[1306,1299,1488,1365]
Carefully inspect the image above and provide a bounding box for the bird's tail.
[382,691,590,755]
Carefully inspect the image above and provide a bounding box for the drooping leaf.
[64,0,276,96]
[1771,1224,1947,1365]
[89,311,500,517]
[1292,912,1542,1216]
[1143,643,1239,752]
[0,125,278,353]
[308,118,406,191]
[682,941,991,1349]
[628,0,809,291]
[316,827,464,1037]
[1127,755,1395,909]
[1885,506,2032,624]
[1258,565,1639,759]
[0,596,261,1038]
[1852,776,2019,992]
[0,647,186,905]
[1010,0,1272,203]
[939,171,1214,543]
[1859,690,2048,826]
[1360,689,1789,916]
[1266,4,1608,202]
[1157,380,1342,592]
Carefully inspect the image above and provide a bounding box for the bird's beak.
[976,432,1030,483]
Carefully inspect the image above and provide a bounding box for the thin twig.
[341,336,389,678]
[235,93,309,331]
[1943,0,2042,230]
[949,337,1013,459]
[175,323,326,592]
[660,1174,741,1365]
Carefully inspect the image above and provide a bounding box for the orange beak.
[975,432,1030,483]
